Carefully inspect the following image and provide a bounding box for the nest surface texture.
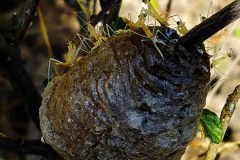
[40,27,210,160]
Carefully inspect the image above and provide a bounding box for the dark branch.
[0,0,42,129]
[0,135,62,160]
[101,0,122,36]
[12,0,40,48]
[102,0,122,26]
[179,0,240,47]
[0,36,42,129]
[91,0,117,26]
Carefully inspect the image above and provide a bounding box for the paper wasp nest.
[40,27,210,160]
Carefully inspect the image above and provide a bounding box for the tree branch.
[179,0,240,47]
[102,0,122,26]
[0,134,62,160]
[12,0,40,48]
[100,0,122,36]
[0,37,42,129]
[0,0,42,129]
[91,0,118,26]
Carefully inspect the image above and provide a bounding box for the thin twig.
[91,0,117,26]
[166,0,173,14]
[102,0,122,26]
[204,84,240,160]
[179,0,240,48]
[12,0,40,48]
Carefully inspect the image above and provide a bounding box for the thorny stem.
[179,0,240,48]
[204,84,240,160]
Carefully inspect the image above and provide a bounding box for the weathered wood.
[179,0,240,47]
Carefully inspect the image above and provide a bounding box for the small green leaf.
[200,109,224,144]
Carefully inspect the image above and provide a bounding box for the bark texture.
[40,27,210,160]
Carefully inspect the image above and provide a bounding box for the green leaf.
[200,109,224,144]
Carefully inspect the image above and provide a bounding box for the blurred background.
[0,0,240,159]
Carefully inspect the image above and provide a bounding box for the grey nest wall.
[40,27,210,160]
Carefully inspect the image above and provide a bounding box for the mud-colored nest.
[40,26,210,160]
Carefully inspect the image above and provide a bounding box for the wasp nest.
[40,26,210,160]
